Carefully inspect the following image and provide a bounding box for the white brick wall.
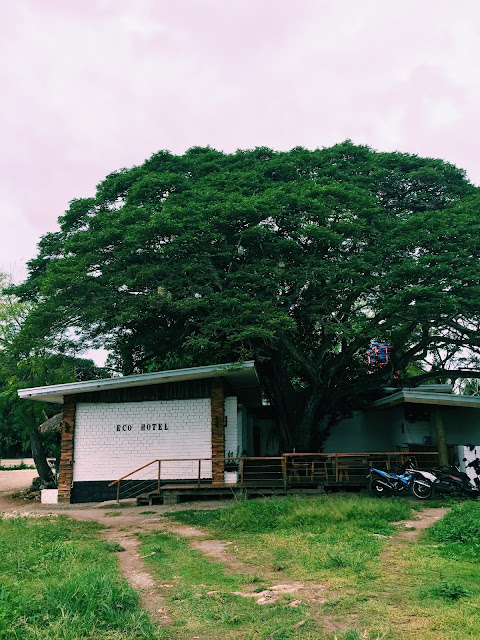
[224,396,241,458]
[73,398,212,482]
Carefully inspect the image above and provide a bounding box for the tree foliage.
[0,274,106,477]
[14,142,480,449]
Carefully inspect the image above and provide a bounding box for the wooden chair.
[288,459,311,481]
[288,458,329,482]
[312,460,329,481]
[336,457,368,482]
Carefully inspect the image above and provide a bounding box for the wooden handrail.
[282,451,439,457]
[108,460,158,487]
[110,453,439,487]
[108,458,212,487]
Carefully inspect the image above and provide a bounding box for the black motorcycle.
[429,461,480,498]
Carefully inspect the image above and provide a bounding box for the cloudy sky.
[1,0,480,281]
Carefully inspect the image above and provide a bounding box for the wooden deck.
[109,451,440,505]
[137,482,325,505]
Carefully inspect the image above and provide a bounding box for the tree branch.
[279,334,318,381]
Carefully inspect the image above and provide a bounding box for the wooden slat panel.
[78,379,212,403]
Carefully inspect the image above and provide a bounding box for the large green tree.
[0,274,106,479]
[15,142,480,450]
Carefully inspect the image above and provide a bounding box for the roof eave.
[371,390,480,409]
[18,361,259,404]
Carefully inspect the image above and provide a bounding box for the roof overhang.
[18,361,261,407]
[371,390,480,409]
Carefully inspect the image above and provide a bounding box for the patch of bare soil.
[100,528,171,625]
[391,506,449,543]
[232,581,327,606]
[0,469,38,493]
[158,516,331,612]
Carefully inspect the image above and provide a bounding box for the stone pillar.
[58,395,76,502]
[211,378,225,484]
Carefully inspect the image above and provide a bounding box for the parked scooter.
[368,458,480,500]
[408,459,480,499]
[427,461,480,498]
[367,460,416,497]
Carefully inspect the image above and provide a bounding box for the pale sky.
[1,0,480,282]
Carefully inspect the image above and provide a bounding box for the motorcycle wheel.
[411,480,432,500]
[369,479,390,497]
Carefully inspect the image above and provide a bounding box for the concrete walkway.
[0,469,38,493]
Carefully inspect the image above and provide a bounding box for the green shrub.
[424,580,473,601]
[0,461,35,471]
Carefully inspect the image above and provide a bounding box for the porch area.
[109,451,440,505]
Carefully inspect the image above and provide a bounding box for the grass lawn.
[156,495,480,639]
[0,516,156,640]
[2,496,479,639]
[163,495,416,583]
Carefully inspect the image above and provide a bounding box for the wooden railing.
[233,456,286,487]
[283,451,440,484]
[108,451,440,502]
[108,458,212,502]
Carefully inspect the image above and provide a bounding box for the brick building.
[18,361,261,502]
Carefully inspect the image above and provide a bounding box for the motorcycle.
[368,458,480,500]
[408,459,480,499]
[427,461,480,498]
[367,459,416,497]
[408,467,437,499]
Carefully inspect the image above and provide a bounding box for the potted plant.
[224,451,239,484]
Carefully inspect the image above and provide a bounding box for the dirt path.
[158,517,329,606]
[390,506,449,543]
[0,491,329,607]
[378,506,450,583]
[160,519,261,575]
[0,480,451,636]
[0,486,235,625]
[99,527,171,624]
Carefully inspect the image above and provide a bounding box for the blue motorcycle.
[367,460,415,497]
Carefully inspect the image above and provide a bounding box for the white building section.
[224,396,241,457]
[456,444,480,484]
[73,398,212,481]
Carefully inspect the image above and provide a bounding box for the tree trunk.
[432,408,449,467]
[28,426,53,482]
[294,385,324,452]
[257,355,294,451]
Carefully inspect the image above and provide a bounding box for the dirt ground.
[0,469,38,492]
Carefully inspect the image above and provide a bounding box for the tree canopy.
[0,274,106,477]
[14,142,480,449]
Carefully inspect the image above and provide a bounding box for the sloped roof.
[371,389,480,409]
[19,361,261,407]
[38,412,63,433]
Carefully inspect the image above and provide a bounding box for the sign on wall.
[115,423,169,432]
